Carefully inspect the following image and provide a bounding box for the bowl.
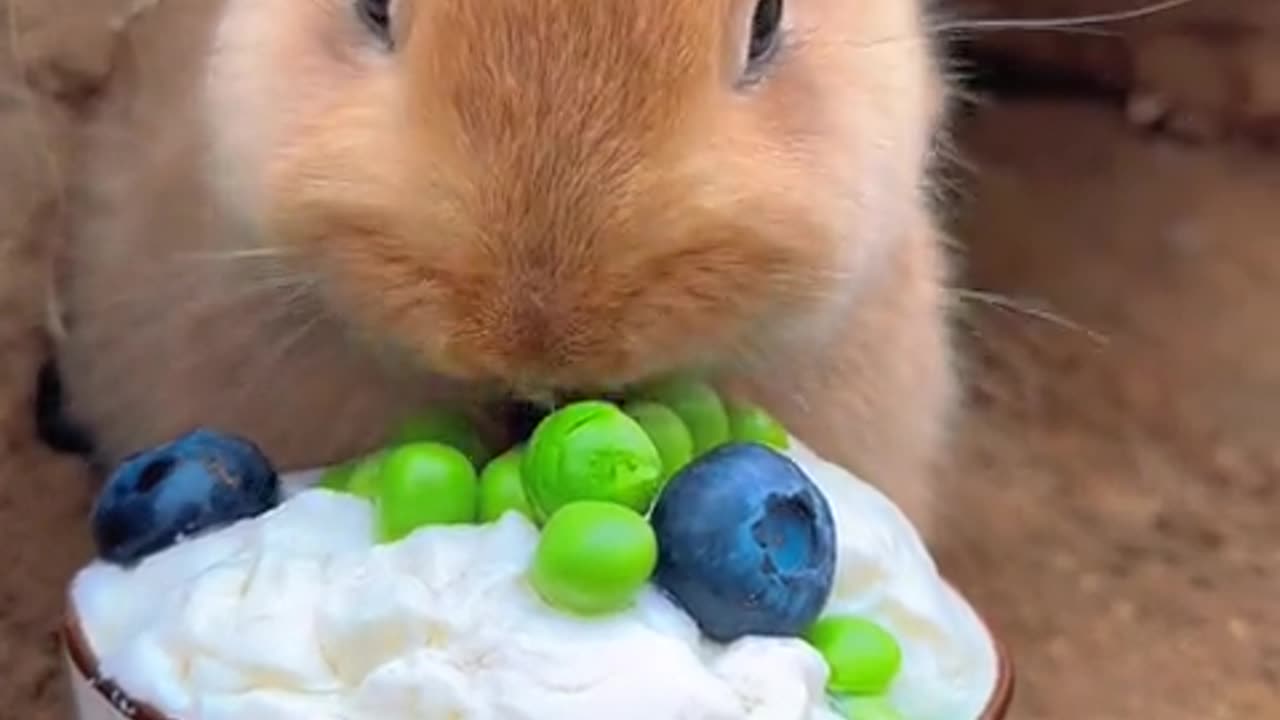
[61,581,1015,720]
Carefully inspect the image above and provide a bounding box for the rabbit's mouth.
[496,389,623,422]
[491,388,633,444]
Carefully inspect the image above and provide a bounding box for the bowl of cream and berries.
[63,380,1014,720]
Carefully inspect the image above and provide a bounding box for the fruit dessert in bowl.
[63,380,1013,720]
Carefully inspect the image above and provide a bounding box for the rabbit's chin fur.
[54,0,955,538]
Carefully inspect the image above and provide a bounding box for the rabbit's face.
[206,0,943,398]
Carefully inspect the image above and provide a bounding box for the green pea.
[347,452,389,500]
[727,401,790,450]
[392,408,491,467]
[522,401,663,521]
[529,501,657,615]
[805,616,903,695]
[318,451,385,501]
[318,460,357,491]
[835,695,905,720]
[631,376,731,454]
[375,443,478,543]
[622,401,694,482]
[478,445,533,523]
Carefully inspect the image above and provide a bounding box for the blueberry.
[91,428,281,565]
[650,442,836,643]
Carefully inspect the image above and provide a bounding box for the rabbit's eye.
[747,0,783,66]
[357,0,392,43]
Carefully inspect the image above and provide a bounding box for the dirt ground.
[949,0,1280,143]
[1,6,1278,720]
[937,102,1280,718]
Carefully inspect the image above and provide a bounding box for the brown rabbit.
[53,0,955,533]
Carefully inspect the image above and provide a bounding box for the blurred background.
[1,1,1275,718]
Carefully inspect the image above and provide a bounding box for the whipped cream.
[70,440,997,720]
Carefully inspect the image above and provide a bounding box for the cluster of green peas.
[317,377,783,607]
[318,376,909,719]
[318,378,776,526]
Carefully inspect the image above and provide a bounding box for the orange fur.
[56,0,953,532]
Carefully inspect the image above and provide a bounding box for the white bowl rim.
[62,580,1014,720]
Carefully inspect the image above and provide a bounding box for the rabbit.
[52,0,956,535]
